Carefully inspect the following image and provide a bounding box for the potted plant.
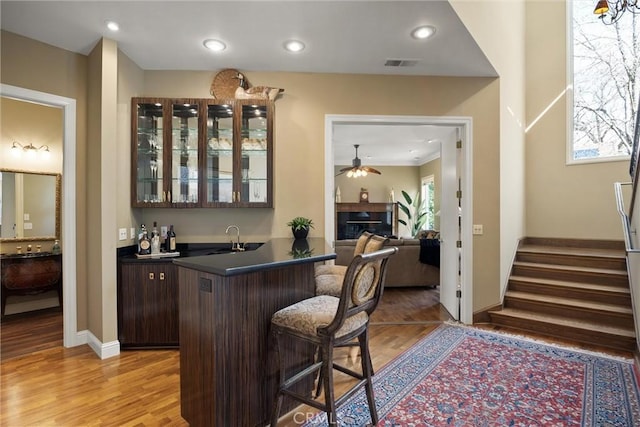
[397,190,427,238]
[287,216,314,239]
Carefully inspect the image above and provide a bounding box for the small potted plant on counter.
[287,216,314,239]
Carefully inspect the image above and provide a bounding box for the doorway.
[324,114,473,324]
[0,84,78,347]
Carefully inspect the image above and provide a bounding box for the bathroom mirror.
[0,169,61,242]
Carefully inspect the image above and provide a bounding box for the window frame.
[566,0,632,166]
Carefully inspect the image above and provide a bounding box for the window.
[570,0,639,163]
[421,175,435,230]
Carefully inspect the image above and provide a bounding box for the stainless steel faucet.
[225,225,244,251]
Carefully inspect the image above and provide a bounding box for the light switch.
[24,222,33,230]
[118,228,127,241]
[130,228,136,239]
[23,213,30,221]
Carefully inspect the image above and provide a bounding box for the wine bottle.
[167,225,177,252]
[151,221,160,254]
[139,229,151,255]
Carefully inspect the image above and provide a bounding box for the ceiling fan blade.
[362,166,382,175]
[339,166,354,173]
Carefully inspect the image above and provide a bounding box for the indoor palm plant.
[287,216,314,239]
[397,190,427,238]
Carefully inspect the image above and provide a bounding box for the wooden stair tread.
[509,275,631,295]
[513,261,628,275]
[519,244,625,259]
[505,290,633,315]
[490,307,636,337]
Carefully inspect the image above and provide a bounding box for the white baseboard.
[86,330,120,359]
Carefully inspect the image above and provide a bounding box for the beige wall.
[134,70,501,312]
[0,97,63,252]
[452,0,527,299]
[525,1,628,240]
[1,30,89,330]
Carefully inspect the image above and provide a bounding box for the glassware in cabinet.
[205,102,234,205]
[132,100,166,206]
[170,101,200,206]
[238,101,272,207]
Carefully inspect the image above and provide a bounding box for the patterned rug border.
[303,322,640,426]
[444,320,637,364]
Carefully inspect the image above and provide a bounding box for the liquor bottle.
[151,221,160,254]
[137,224,146,253]
[167,225,177,252]
[52,240,61,254]
[139,229,151,255]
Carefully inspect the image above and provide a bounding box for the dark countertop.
[172,237,335,276]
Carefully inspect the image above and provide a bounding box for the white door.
[439,129,460,320]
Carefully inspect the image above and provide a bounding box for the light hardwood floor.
[1,287,633,426]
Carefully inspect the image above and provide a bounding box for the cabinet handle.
[160,272,165,280]
[168,191,171,203]
[149,272,155,280]
[163,191,166,202]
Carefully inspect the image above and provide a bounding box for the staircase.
[489,237,637,351]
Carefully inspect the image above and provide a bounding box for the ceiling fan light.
[361,170,368,177]
[347,170,354,178]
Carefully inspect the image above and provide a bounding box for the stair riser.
[508,281,632,306]
[511,265,629,287]
[516,252,626,270]
[504,298,634,328]
[489,313,636,351]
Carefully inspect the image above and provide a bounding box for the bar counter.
[173,238,335,426]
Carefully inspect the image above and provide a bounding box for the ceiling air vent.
[384,59,420,67]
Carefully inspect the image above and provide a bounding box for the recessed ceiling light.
[203,39,227,52]
[106,21,120,32]
[283,40,305,53]
[411,25,436,40]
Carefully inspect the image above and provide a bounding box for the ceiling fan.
[337,144,382,178]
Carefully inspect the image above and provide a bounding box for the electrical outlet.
[130,228,136,239]
[118,228,128,241]
[472,224,484,235]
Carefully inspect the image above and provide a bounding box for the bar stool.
[270,247,397,426]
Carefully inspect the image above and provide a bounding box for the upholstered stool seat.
[272,295,368,339]
[270,247,397,427]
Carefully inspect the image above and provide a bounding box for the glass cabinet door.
[205,103,234,205]
[239,102,271,206]
[170,101,199,205]
[134,101,165,206]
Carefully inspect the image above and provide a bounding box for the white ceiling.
[0,0,494,165]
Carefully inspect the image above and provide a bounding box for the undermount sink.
[181,243,263,257]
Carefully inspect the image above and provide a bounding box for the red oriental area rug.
[304,323,640,426]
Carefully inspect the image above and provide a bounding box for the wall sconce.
[11,140,51,159]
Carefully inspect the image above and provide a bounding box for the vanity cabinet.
[131,98,273,208]
[118,261,179,348]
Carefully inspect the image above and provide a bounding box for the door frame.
[1,83,79,347]
[324,114,473,324]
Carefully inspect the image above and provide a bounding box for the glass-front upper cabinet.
[202,100,273,207]
[132,99,167,207]
[205,102,234,205]
[238,101,272,207]
[170,101,200,206]
[133,98,273,208]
